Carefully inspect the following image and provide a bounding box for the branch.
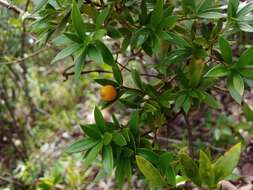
[0,0,37,19]
[0,47,48,65]
[62,69,111,80]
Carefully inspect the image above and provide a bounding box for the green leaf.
[182,96,191,113]
[65,138,99,154]
[129,110,139,136]
[115,158,131,189]
[239,22,253,33]
[159,153,176,186]
[80,124,101,139]
[74,48,87,80]
[239,68,253,78]
[150,0,164,28]
[228,0,239,18]
[94,106,106,132]
[233,74,244,99]
[204,64,230,78]
[175,94,187,111]
[136,155,165,188]
[227,75,243,104]
[93,29,107,40]
[95,41,115,66]
[204,92,221,109]
[112,64,123,85]
[94,78,118,86]
[103,132,113,145]
[113,133,127,146]
[159,32,191,47]
[243,103,253,122]
[51,44,82,63]
[237,3,253,18]
[131,69,143,89]
[87,44,103,63]
[102,145,114,174]
[137,148,160,165]
[64,32,83,43]
[219,37,232,64]
[72,0,86,39]
[179,153,201,186]
[33,0,48,12]
[197,0,213,13]
[236,47,253,68]
[182,0,196,15]
[157,15,178,30]
[214,143,241,181]
[84,142,103,167]
[199,151,215,187]
[96,6,111,29]
[198,12,225,19]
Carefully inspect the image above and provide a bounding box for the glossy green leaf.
[228,0,239,18]
[115,159,131,189]
[137,148,160,165]
[227,75,243,104]
[157,15,178,30]
[236,47,253,68]
[103,132,113,145]
[87,44,103,63]
[198,12,225,19]
[204,64,230,78]
[239,22,253,33]
[102,145,114,174]
[96,6,111,29]
[150,0,163,28]
[239,68,253,78]
[129,110,139,136]
[81,124,101,139]
[233,74,244,99]
[214,143,241,181]
[131,69,143,90]
[94,106,106,132]
[182,0,196,15]
[175,94,187,111]
[237,3,253,18]
[51,44,82,63]
[95,41,115,66]
[84,142,103,167]
[179,153,201,186]
[64,138,99,154]
[199,150,215,187]
[72,0,86,39]
[94,78,118,86]
[74,48,87,80]
[112,64,123,85]
[64,32,83,43]
[136,155,165,188]
[204,92,221,109]
[113,133,127,146]
[219,37,232,64]
[243,103,253,122]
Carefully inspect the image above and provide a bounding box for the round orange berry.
[100,85,117,102]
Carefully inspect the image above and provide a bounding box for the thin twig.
[0,0,37,19]
[62,69,112,80]
[0,47,49,65]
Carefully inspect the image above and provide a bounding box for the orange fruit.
[100,85,117,102]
